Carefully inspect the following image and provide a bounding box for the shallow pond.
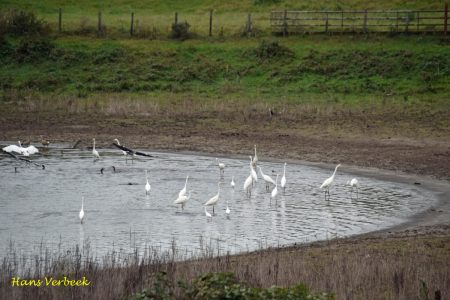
[0,142,438,258]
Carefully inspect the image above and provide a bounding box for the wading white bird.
[79,196,85,224]
[320,164,341,198]
[3,141,39,156]
[271,174,279,203]
[174,190,192,211]
[230,176,235,189]
[281,162,287,193]
[145,170,151,195]
[179,176,189,198]
[252,145,258,166]
[204,182,221,214]
[249,156,258,185]
[258,166,276,191]
[347,178,360,196]
[92,138,100,159]
[243,174,253,197]
[225,202,230,215]
[204,207,212,219]
[216,158,225,176]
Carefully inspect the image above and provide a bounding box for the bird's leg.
[212,206,215,215]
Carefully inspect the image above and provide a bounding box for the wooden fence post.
[58,8,62,33]
[130,12,134,36]
[283,9,288,36]
[97,11,102,36]
[363,10,368,33]
[445,2,448,35]
[209,9,213,36]
[175,12,178,25]
[246,13,252,36]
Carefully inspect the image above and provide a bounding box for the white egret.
[347,178,360,197]
[243,175,252,197]
[281,162,287,193]
[204,207,212,219]
[174,190,192,211]
[252,145,258,166]
[204,182,221,214]
[79,196,85,224]
[230,176,235,189]
[216,158,225,176]
[178,176,189,198]
[3,141,39,156]
[271,174,279,203]
[258,166,276,191]
[320,164,341,198]
[249,156,258,185]
[225,203,230,215]
[145,170,151,195]
[92,138,100,159]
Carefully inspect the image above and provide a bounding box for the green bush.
[170,21,191,40]
[0,10,50,36]
[132,272,334,300]
[250,40,294,60]
[15,38,55,63]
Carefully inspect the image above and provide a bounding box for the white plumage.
[79,196,85,224]
[258,166,276,190]
[320,164,341,197]
[178,176,189,198]
[271,174,279,201]
[174,191,191,210]
[280,162,287,193]
[243,175,252,196]
[204,183,221,214]
[230,176,235,189]
[92,138,100,159]
[145,170,151,195]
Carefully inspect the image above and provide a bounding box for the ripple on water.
[0,146,439,257]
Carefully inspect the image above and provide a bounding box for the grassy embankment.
[0,35,449,141]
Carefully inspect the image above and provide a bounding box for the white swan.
[3,141,39,156]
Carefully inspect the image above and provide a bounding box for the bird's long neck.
[185,177,188,187]
[254,146,257,156]
[18,141,22,147]
[93,139,96,150]
[331,166,339,178]
[81,197,84,210]
[283,164,286,176]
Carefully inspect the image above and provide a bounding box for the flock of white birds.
[2,139,360,225]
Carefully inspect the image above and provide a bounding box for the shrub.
[15,38,54,63]
[132,272,334,300]
[250,40,294,60]
[0,10,50,36]
[170,21,191,40]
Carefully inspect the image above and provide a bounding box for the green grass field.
[1,0,447,37]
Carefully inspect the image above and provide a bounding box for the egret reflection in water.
[0,143,439,258]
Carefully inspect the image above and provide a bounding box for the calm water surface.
[0,142,438,258]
